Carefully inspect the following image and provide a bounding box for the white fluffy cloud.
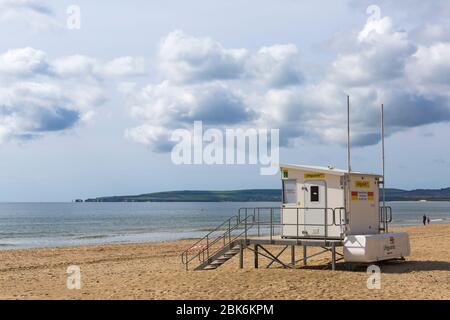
[100,56,147,77]
[51,55,147,78]
[406,43,450,90]
[124,81,255,151]
[157,30,303,87]
[126,31,305,151]
[158,30,249,83]
[247,44,303,88]
[126,16,450,151]
[0,47,145,143]
[0,47,49,76]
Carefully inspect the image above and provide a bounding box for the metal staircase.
[181,213,255,271]
[196,244,241,270]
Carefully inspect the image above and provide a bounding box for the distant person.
[427,216,431,224]
[423,214,427,226]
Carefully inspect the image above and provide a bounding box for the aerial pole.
[381,103,387,232]
[344,95,351,232]
[347,95,351,173]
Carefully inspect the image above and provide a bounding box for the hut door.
[303,180,327,237]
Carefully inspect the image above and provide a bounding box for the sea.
[0,201,449,249]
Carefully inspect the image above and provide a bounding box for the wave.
[75,235,110,240]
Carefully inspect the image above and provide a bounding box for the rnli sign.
[355,181,370,188]
[304,173,325,179]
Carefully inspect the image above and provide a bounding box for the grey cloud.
[32,107,80,132]
[182,85,255,125]
[384,93,450,128]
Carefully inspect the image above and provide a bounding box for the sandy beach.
[0,224,449,300]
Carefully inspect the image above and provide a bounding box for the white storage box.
[343,232,410,263]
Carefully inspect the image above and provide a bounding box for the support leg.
[291,245,295,266]
[239,241,244,269]
[254,245,259,269]
[303,244,307,266]
[331,243,336,271]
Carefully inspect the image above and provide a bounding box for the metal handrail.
[181,215,239,266]
[379,206,392,232]
[239,207,342,227]
[237,207,346,242]
[333,207,346,226]
[181,214,256,269]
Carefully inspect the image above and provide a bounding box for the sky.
[1,0,450,201]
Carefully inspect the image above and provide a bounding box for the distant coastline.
[85,187,450,202]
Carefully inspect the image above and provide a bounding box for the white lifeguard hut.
[182,98,411,271]
[280,164,410,262]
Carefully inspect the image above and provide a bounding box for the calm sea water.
[0,201,449,249]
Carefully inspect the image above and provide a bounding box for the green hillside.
[84,187,450,202]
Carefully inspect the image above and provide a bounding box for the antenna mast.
[347,95,351,173]
[381,103,387,232]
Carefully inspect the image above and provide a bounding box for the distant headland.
[84,187,450,202]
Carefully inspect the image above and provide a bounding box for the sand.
[0,224,449,300]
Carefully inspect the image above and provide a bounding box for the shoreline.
[0,224,449,299]
[1,221,449,252]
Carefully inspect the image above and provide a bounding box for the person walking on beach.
[423,214,427,226]
[427,216,431,224]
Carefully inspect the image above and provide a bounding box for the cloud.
[51,55,97,78]
[0,47,49,76]
[51,55,147,78]
[330,17,416,86]
[124,81,255,151]
[158,30,249,83]
[405,43,450,89]
[0,0,59,30]
[125,125,174,153]
[126,31,304,151]
[0,47,145,144]
[157,30,303,87]
[99,56,147,77]
[262,14,450,147]
[0,80,102,143]
[126,12,450,152]
[247,44,303,88]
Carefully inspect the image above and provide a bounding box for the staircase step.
[216,257,231,261]
[203,265,219,270]
[224,251,239,256]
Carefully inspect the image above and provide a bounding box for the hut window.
[310,186,319,202]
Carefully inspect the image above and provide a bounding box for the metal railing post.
[270,208,273,241]
[228,219,231,243]
[272,208,274,240]
[206,235,209,261]
[257,209,260,237]
[244,209,248,240]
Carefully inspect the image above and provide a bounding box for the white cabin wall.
[281,167,344,238]
[347,174,380,235]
